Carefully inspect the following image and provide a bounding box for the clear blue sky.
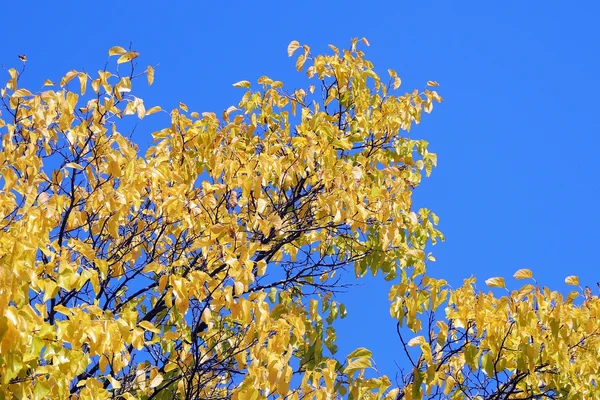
[2,0,599,381]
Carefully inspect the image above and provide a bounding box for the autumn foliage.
[0,39,598,399]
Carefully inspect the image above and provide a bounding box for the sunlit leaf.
[287,40,301,57]
[232,80,251,88]
[145,65,154,86]
[145,105,162,116]
[565,275,579,286]
[117,51,139,64]
[485,277,506,289]
[513,269,533,280]
[108,46,127,56]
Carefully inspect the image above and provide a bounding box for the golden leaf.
[407,336,426,347]
[145,105,162,116]
[108,46,127,56]
[149,373,164,388]
[117,51,139,64]
[565,275,579,286]
[485,277,506,289]
[287,40,301,57]
[147,65,154,85]
[296,54,306,72]
[60,70,78,87]
[12,88,32,98]
[232,80,251,88]
[513,269,533,280]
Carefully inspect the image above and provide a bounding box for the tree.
[0,39,596,400]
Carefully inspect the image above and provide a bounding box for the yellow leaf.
[234,281,244,296]
[12,88,32,98]
[513,269,533,280]
[201,308,211,324]
[78,73,87,95]
[108,46,127,56]
[43,79,56,86]
[485,277,506,289]
[256,198,267,214]
[444,376,456,395]
[164,362,179,373]
[139,320,161,334]
[361,37,370,46]
[565,275,579,286]
[344,358,372,374]
[407,336,426,347]
[145,106,162,116]
[347,347,372,358]
[107,375,121,389]
[296,54,306,72]
[147,65,154,85]
[287,40,301,57]
[393,77,402,90]
[159,275,168,293]
[60,70,78,87]
[149,373,163,388]
[179,102,188,112]
[232,80,251,89]
[65,162,84,170]
[427,80,439,87]
[163,331,180,341]
[117,51,139,64]
[257,260,267,276]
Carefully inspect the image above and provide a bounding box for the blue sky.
[2,0,599,381]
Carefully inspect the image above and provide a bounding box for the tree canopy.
[0,39,598,400]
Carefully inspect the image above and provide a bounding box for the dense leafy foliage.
[0,40,597,399]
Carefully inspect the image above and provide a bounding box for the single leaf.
[108,46,127,56]
[12,88,32,98]
[164,362,178,373]
[117,51,139,64]
[407,336,426,347]
[65,162,84,170]
[78,73,88,95]
[147,65,154,85]
[427,80,439,87]
[60,70,78,87]
[343,358,372,374]
[513,269,533,280]
[149,373,164,388]
[485,277,506,289]
[565,275,579,286]
[287,40,301,57]
[232,80,251,89]
[347,347,372,359]
[145,106,162,116]
[139,320,160,334]
[296,54,306,72]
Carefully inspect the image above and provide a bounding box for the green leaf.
[481,352,494,377]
